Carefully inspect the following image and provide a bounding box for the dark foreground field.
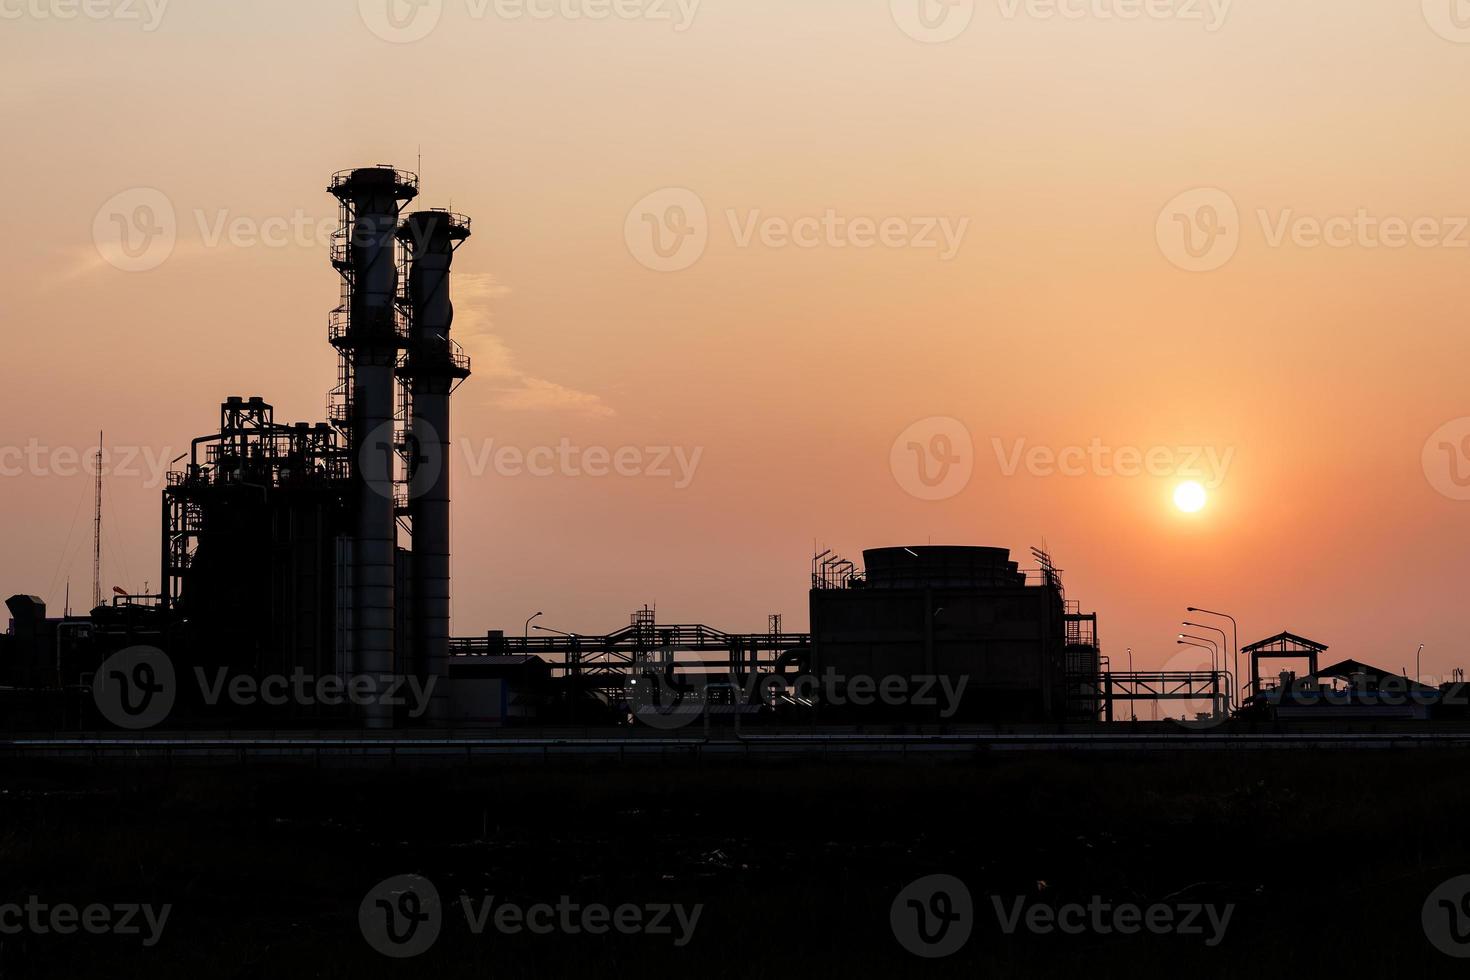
[1,750,1467,978]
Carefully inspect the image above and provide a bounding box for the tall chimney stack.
[328,166,418,728]
[397,209,472,723]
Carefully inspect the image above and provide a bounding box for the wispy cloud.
[45,240,211,288]
[492,377,616,417]
[453,273,614,418]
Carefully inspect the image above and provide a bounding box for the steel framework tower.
[92,432,103,611]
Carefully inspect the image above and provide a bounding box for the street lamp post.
[525,611,543,641]
[1126,647,1135,721]
[1188,607,1239,705]
[1179,634,1220,675]
[1184,621,1231,707]
[1179,637,1223,721]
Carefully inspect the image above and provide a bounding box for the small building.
[1243,657,1441,721]
[447,655,553,724]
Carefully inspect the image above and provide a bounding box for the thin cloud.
[491,377,616,418]
[453,273,614,418]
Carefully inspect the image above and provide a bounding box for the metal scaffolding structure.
[1095,670,1229,722]
[452,615,813,694]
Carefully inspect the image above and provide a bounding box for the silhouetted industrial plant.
[3,167,1467,739]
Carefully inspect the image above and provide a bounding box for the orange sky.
[2,1,1468,680]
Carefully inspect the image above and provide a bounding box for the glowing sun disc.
[1174,481,1208,513]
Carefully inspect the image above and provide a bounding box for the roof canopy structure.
[1242,632,1330,656]
[1243,631,1329,694]
[1311,659,1437,692]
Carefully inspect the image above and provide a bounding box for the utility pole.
[92,431,103,611]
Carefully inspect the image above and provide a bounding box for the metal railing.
[328,167,420,196]
[327,307,412,347]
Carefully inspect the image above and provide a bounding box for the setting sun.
[1174,481,1208,513]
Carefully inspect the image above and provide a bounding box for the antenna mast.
[92,431,102,610]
